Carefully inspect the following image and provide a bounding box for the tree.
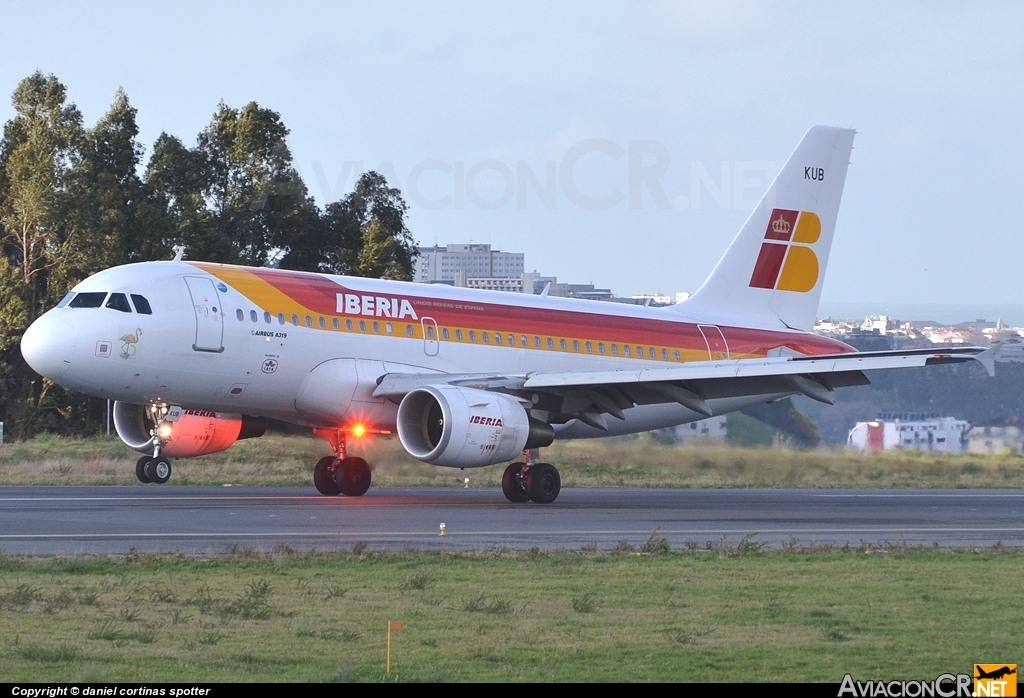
[0,71,84,321]
[196,101,316,266]
[283,171,417,279]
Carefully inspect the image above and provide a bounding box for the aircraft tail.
[676,125,856,331]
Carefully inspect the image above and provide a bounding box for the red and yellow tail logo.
[749,209,821,292]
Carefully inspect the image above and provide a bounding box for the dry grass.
[1,432,1023,489]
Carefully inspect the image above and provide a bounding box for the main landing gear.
[312,428,372,497]
[136,455,172,484]
[502,449,561,504]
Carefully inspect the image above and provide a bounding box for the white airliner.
[20,126,993,503]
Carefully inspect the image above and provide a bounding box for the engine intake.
[113,401,266,458]
[397,385,553,468]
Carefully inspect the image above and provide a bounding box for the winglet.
[974,344,999,377]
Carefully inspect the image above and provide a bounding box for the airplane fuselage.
[22,260,856,439]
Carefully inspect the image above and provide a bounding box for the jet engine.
[397,385,554,468]
[112,401,266,458]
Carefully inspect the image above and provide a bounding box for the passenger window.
[332,317,340,330]
[359,320,366,332]
[346,318,353,331]
[319,316,326,328]
[559,339,567,351]
[649,347,656,359]
[598,342,605,354]
[427,325,435,339]
[305,315,312,327]
[264,311,272,324]
[69,292,107,308]
[130,294,152,314]
[278,312,285,325]
[469,331,477,342]
[521,335,528,347]
[494,333,502,345]
[586,341,593,353]
[508,334,515,346]
[572,340,579,351]
[236,309,244,321]
[250,310,258,323]
[442,327,450,340]
[674,349,681,361]
[534,336,541,348]
[406,324,414,337]
[624,345,631,357]
[373,321,380,333]
[611,344,618,356]
[661,348,668,360]
[291,314,298,326]
[482,332,489,344]
[456,329,463,341]
[546,337,553,349]
[636,346,643,357]
[386,323,393,335]
[105,293,132,313]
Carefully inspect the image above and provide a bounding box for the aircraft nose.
[21,314,76,379]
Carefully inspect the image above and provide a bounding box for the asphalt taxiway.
[1,486,1022,554]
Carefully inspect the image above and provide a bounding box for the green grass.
[3,432,1023,489]
[0,547,1019,682]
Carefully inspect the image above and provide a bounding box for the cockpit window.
[68,292,107,308]
[56,292,75,308]
[106,293,132,313]
[130,294,152,315]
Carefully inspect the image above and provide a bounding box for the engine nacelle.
[112,401,266,458]
[397,385,553,468]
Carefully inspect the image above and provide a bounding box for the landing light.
[352,424,366,438]
[158,424,173,438]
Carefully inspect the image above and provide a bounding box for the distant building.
[657,415,727,443]
[414,244,524,284]
[967,422,1024,454]
[848,413,970,454]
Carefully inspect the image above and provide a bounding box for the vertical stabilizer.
[677,126,855,331]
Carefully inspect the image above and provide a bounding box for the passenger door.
[184,276,224,353]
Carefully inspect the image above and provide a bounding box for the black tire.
[501,462,530,503]
[314,456,341,496]
[145,456,172,484]
[335,457,371,497]
[136,456,153,484]
[526,463,561,504]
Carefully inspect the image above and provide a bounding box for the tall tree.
[282,171,417,279]
[196,101,316,266]
[0,71,83,321]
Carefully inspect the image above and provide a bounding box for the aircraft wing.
[373,345,995,428]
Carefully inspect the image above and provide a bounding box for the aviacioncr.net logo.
[748,208,821,293]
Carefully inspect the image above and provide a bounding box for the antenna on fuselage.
[171,246,186,262]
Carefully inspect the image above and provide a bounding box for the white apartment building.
[413,244,525,284]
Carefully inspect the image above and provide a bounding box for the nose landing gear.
[501,449,561,504]
[135,405,174,485]
[312,428,372,497]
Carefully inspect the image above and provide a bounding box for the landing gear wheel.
[313,456,341,496]
[335,457,371,497]
[501,462,530,503]
[136,456,153,484]
[526,463,561,504]
[144,456,172,484]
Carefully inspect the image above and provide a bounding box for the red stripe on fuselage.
[242,266,854,357]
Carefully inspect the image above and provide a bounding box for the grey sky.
[1,1,1021,304]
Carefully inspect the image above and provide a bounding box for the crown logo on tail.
[772,215,791,235]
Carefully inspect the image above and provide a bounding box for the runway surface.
[1,486,1022,554]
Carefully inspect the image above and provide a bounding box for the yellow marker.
[386,620,403,676]
[464,477,470,488]
[439,523,446,536]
